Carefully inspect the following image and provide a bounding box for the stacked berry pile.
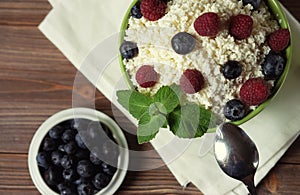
[36,119,119,195]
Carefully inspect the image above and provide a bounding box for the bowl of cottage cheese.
[117,0,292,142]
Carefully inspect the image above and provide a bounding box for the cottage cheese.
[123,0,279,116]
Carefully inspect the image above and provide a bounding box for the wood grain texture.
[0,0,299,194]
[0,0,51,26]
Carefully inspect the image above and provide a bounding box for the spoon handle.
[242,174,257,195]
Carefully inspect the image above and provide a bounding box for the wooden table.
[0,0,299,194]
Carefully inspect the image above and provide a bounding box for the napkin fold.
[39,0,300,194]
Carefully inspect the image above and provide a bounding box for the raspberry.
[239,78,270,106]
[194,12,220,37]
[180,69,205,94]
[268,29,290,53]
[140,0,167,21]
[229,14,253,40]
[135,65,159,88]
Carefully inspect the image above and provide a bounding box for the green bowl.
[234,0,292,125]
[119,0,292,126]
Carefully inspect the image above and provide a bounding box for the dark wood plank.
[258,164,300,195]
[0,25,99,152]
[116,169,201,195]
[279,137,300,164]
[0,154,36,190]
[0,0,51,26]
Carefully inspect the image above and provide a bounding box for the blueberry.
[64,141,78,154]
[262,51,286,80]
[51,150,64,166]
[36,151,50,169]
[171,32,196,55]
[222,60,243,80]
[87,121,105,140]
[43,166,62,186]
[242,0,261,10]
[57,183,66,191]
[120,41,139,59]
[60,187,75,195]
[101,162,117,176]
[60,119,74,128]
[42,137,56,151]
[62,129,76,143]
[75,149,90,160]
[57,183,76,195]
[75,133,87,149]
[73,177,89,186]
[224,99,247,121]
[130,4,142,19]
[77,160,94,178]
[90,150,102,165]
[77,183,95,195]
[58,144,65,153]
[63,168,77,181]
[49,125,64,139]
[61,187,76,195]
[61,155,75,169]
[92,172,111,190]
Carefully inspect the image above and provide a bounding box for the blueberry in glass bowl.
[28,108,129,195]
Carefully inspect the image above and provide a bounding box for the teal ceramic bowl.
[119,0,292,126]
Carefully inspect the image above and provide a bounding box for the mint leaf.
[153,85,180,114]
[116,90,131,111]
[198,106,216,134]
[137,113,166,144]
[148,102,167,116]
[168,103,213,138]
[169,84,183,99]
[168,104,200,138]
[116,90,152,120]
[129,91,153,119]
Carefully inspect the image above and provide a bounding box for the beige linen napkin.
[39,0,300,194]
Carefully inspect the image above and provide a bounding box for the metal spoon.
[214,122,259,195]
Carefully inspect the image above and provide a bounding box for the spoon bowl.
[214,123,259,195]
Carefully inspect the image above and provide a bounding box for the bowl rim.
[28,107,129,195]
[118,0,293,126]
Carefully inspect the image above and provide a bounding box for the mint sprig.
[137,113,166,144]
[117,84,215,144]
[168,103,212,138]
[153,85,180,114]
[116,90,152,120]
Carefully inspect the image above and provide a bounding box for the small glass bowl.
[28,107,129,195]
